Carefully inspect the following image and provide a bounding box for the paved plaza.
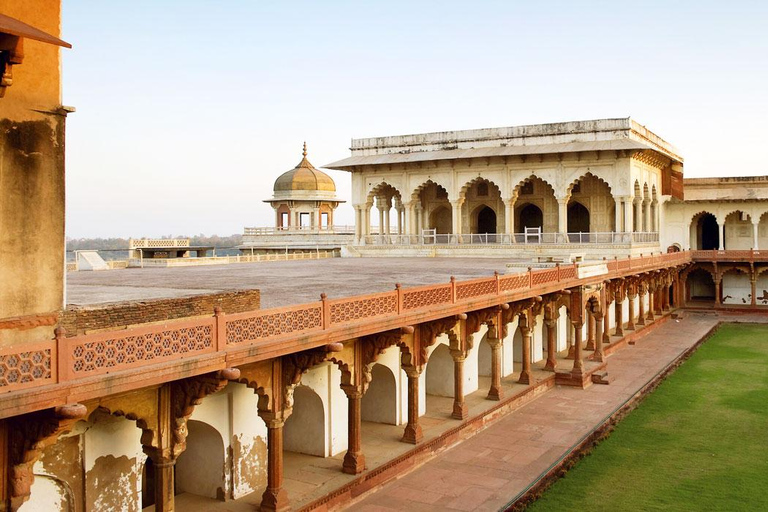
[66,257,517,308]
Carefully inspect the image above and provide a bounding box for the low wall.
[128,250,338,268]
[60,289,261,336]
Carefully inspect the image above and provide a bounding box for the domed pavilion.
[267,143,344,230]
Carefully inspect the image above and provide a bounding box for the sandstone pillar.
[647,287,656,321]
[571,318,584,378]
[401,367,423,444]
[614,296,624,336]
[656,287,664,314]
[751,276,757,306]
[364,205,371,236]
[141,384,176,512]
[342,387,365,475]
[517,312,532,385]
[544,316,557,372]
[637,287,646,326]
[354,206,362,243]
[662,285,671,311]
[451,351,468,420]
[260,415,290,512]
[627,293,636,330]
[594,311,605,362]
[487,337,503,400]
[714,277,721,305]
[586,312,596,350]
[603,304,611,343]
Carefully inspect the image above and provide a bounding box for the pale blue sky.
[62,0,768,238]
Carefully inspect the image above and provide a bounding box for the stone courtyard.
[66,257,517,308]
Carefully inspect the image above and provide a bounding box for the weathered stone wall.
[60,290,261,336]
[0,0,67,348]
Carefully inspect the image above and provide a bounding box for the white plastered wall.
[721,273,752,305]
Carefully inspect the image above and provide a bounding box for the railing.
[129,238,190,249]
[244,225,356,236]
[363,232,659,246]
[0,251,693,395]
[691,249,768,261]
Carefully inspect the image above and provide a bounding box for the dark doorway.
[567,202,590,233]
[687,268,716,301]
[697,214,719,250]
[477,206,497,234]
[142,458,155,508]
[518,204,543,231]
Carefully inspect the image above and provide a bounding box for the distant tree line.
[66,234,243,252]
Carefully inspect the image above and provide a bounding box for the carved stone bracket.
[8,404,87,510]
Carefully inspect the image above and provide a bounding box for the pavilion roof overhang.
[325,139,659,171]
[0,13,71,48]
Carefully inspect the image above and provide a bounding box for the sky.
[61,0,768,238]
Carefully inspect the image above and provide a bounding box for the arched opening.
[475,206,497,234]
[366,182,402,237]
[568,202,590,234]
[429,205,452,234]
[361,364,398,425]
[416,181,452,235]
[692,213,719,250]
[567,174,615,234]
[175,420,226,500]
[687,268,716,302]
[461,178,504,234]
[426,343,454,397]
[478,334,492,377]
[512,325,523,363]
[517,203,544,231]
[284,385,325,457]
[512,177,558,233]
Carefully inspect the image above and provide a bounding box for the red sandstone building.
[1,3,767,512]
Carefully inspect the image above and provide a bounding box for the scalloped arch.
[565,172,613,198]
[511,175,556,202]
[459,176,501,201]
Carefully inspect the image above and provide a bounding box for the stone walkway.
[348,312,759,511]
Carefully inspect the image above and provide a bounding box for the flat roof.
[66,257,516,309]
[681,176,768,202]
[325,118,682,170]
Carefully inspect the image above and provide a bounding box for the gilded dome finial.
[302,141,307,158]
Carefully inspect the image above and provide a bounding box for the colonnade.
[7,272,683,512]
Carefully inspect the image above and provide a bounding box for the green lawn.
[529,323,768,512]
